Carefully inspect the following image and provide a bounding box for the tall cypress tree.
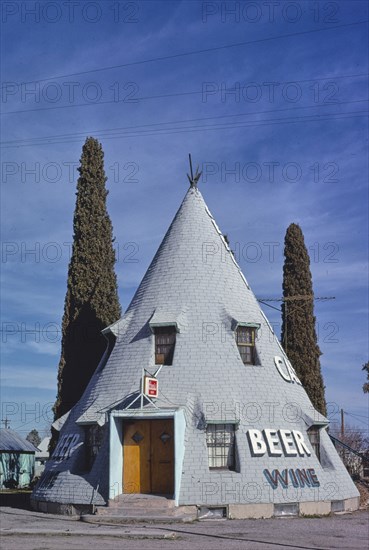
[363,361,369,393]
[281,223,327,416]
[53,137,121,421]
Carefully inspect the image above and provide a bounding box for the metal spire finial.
[187,154,202,188]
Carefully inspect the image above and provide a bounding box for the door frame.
[109,408,186,505]
[122,418,175,495]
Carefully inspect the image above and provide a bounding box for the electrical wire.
[345,412,369,427]
[2,98,367,146]
[2,72,367,116]
[8,20,368,85]
[1,107,367,149]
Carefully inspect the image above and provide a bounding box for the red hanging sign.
[144,376,159,398]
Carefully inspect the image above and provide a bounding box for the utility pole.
[340,408,346,464]
[1,417,10,429]
[341,408,345,438]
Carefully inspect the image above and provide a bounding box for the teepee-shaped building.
[32,177,359,517]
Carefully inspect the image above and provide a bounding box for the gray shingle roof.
[0,429,38,452]
[75,186,321,423]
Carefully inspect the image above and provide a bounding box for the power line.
[7,20,368,85]
[3,99,367,144]
[2,72,367,116]
[347,413,369,420]
[10,412,52,433]
[258,295,336,314]
[258,296,335,302]
[346,411,369,421]
[344,412,369,427]
[2,111,367,149]
[1,100,367,148]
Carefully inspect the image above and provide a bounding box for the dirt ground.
[1,505,368,550]
[355,481,369,507]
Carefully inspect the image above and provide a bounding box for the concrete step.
[97,505,193,516]
[82,513,196,525]
[96,507,195,517]
[97,507,175,516]
[94,495,198,522]
[106,494,176,510]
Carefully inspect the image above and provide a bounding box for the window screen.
[206,424,236,470]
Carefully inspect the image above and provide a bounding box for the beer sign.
[144,376,159,398]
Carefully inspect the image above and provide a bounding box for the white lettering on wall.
[279,429,298,456]
[274,356,302,385]
[247,429,311,457]
[293,430,311,456]
[264,429,283,456]
[247,429,267,456]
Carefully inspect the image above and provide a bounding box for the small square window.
[154,326,176,365]
[236,326,256,365]
[85,425,104,471]
[206,424,236,470]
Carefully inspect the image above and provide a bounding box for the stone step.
[82,514,196,525]
[96,508,193,518]
[97,505,193,516]
[107,495,176,510]
[97,507,174,516]
[94,500,198,522]
[96,509,193,517]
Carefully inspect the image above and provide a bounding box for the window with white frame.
[236,326,256,365]
[206,423,236,470]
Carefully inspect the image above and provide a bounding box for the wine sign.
[144,376,159,398]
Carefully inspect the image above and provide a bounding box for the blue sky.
[1,0,368,439]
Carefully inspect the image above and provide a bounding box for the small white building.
[32,179,360,517]
[35,437,50,477]
[0,429,37,489]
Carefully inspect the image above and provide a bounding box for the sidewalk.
[1,505,368,550]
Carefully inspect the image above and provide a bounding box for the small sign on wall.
[144,376,159,398]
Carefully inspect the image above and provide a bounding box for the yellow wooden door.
[123,419,174,495]
[123,420,151,494]
[151,419,174,495]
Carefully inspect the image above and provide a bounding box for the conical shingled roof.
[33,184,359,511]
[73,186,319,423]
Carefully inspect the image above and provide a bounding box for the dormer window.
[236,326,256,365]
[307,426,321,462]
[154,326,176,365]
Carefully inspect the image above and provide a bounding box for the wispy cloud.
[2,365,57,391]
[2,0,368,424]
